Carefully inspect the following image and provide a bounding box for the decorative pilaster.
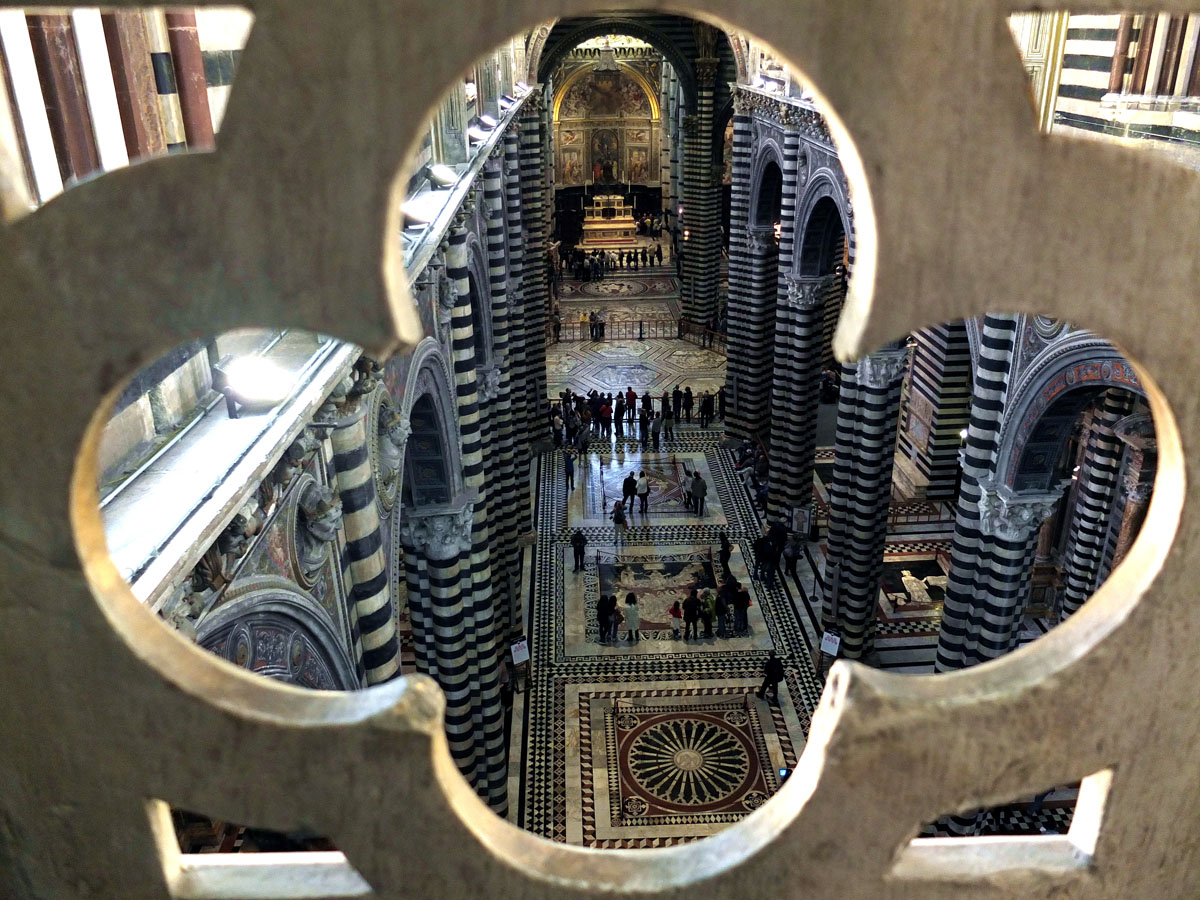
[820,345,910,659]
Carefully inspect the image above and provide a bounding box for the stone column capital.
[746,226,776,255]
[695,57,721,86]
[977,480,1068,542]
[784,277,823,309]
[855,347,911,389]
[398,501,475,559]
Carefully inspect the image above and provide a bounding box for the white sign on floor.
[820,631,841,657]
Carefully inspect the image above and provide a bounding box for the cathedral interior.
[1,4,1198,899]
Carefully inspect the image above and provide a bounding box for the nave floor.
[508,427,1075,843]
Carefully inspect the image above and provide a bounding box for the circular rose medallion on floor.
[580,279,650,297]
[627,716,752,806]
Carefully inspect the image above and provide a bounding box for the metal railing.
[547,318,681,343]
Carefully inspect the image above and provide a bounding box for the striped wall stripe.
[519,96,549,453]
[503,127,533,528]
[330,401,399,684]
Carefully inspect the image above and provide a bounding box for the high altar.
[579,194,636,247]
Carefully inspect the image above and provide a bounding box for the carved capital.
[785,277,823,309]
[695,57,720,86]
[296,481,342,581]
[732,87,753,116]
[746,227,775,255]
[855,348,910,389]
[977,481,1067,542]
[399,504,475,559]
[681,114,699,137]
[476,366,502,402]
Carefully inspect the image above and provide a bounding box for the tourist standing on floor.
[598,309,606,340]
[700,589,715,638]
[680,466,694,513]
[571,528,587,572]
[672,384,683,422]
[660,389,670,421]
[656,243,663,265]
[758,652,785,702]
[611,604,624,642]
[697,391,710,428]
[683,386,694,423]
[624,593,640,643]
[614,395,626,439]
[612,499,627,547]
[691,473,708,516]
[636,470,650,514]
[715,588,729,637]
[718,531,732,578]
[734,585,751,634]
[597,594,611,644]
[631,249,638,271]
[683,588,701,640]
[552,408,563,447]
[552,307,562,342]
[782,532,801,583]
[600,398,612,440]
[718,384,727,421]
[651,412,663,451]
[662,401,675,440]
[625,387,638,423]
[754,533,777,586]
[670,600,682,639]
[622,472,637,511]
[641,390,654,415]
[563,449,577,492]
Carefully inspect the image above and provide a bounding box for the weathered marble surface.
[1,0,1198,898]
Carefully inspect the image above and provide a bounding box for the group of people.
[732,438,771,509]
[595,592,641,643]
[550,383,727,452]
[751,522,802,588]
[562,244,664,282]
[636,212,668,237]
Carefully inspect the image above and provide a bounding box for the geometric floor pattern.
[516,328,1074,845]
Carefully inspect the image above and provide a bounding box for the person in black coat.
[682,588,701,640]
[757,652,785,702]
[571,528,588,572]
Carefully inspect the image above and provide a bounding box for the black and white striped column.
[935,317,1068,672]
[330,389,399,685]
[447,211,508,813]
[1060,390,1135,617]
[399,508,478,789]
[766,275,837,522]
[723,100,758,438]
[680,58,721,323]
[820,345,910,659]
[518,89,549,449]
[483,154,522,644]
[502,126,533,534]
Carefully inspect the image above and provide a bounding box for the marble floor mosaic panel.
[560,541,773,657]
[546,334,726,400]
[577,451,726,525]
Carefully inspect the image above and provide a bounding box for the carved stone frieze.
[295,480,342,584]
[746,227,776,255]
[736,86,834,143]
[476,366,501,402]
